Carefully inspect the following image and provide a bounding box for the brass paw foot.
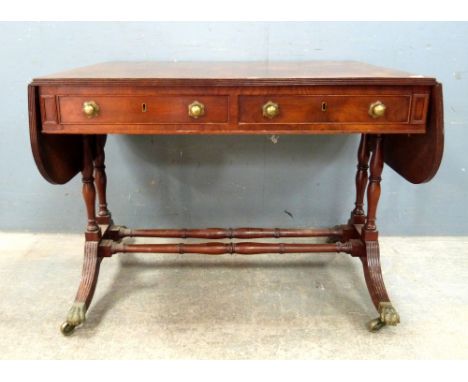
[60,302,87,336]
[67,301,87,325]
[368,302,400,332]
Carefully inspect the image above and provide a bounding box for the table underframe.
[59,133,400,336]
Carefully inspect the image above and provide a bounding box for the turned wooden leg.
[61,241,102,336]
[364,135,383,234]
[82,135,100,234]
[360,135,399,331]
[350,134,370,224]
[94,135,112,224]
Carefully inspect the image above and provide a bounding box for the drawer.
[239,95,411,124]
[58,95,229,124]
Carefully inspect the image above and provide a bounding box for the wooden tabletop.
[33,61,436,86]
[28,61,444,186]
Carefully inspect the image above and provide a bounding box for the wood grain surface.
[33,61,436,86]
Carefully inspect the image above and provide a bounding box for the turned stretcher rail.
[118,227,343,239]
[109,241,353,255]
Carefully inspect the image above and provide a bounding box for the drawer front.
[239,95,411,124]
[58,95,229,124]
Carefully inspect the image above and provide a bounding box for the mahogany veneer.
[28,61,444,335]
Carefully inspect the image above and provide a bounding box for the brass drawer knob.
[188,101,205,119]
[262,101,280,119]
[82,101,100,118]
[368,101,386,118]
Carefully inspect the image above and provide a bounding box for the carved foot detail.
[368,302,400,332]
[67,301,87,326]
[60,302,87,336]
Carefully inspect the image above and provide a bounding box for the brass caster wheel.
[60,322,76,336]
[368,318,385,332]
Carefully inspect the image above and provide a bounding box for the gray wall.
[1,22,467,235]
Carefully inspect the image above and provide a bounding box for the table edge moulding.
[27,61,444,336]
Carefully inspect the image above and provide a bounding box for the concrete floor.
[0,232,467,359]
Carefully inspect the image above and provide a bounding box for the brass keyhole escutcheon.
[368,101,386,118]
[262,101,280,119]
[188,101,205,119]
[82,101,100,118]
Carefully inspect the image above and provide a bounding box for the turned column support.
[363,135,383,240]
[94,135,111,224]
[81,135,100,238]
[351,134,371,224]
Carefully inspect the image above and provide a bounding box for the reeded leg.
[361,135,399,331]
[61,136,102,336]
[361,241,400,332]
[61,241,102,336]
[94,135,112,224]
[350,134,370,224]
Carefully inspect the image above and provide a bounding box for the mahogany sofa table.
[28,61,444,335]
